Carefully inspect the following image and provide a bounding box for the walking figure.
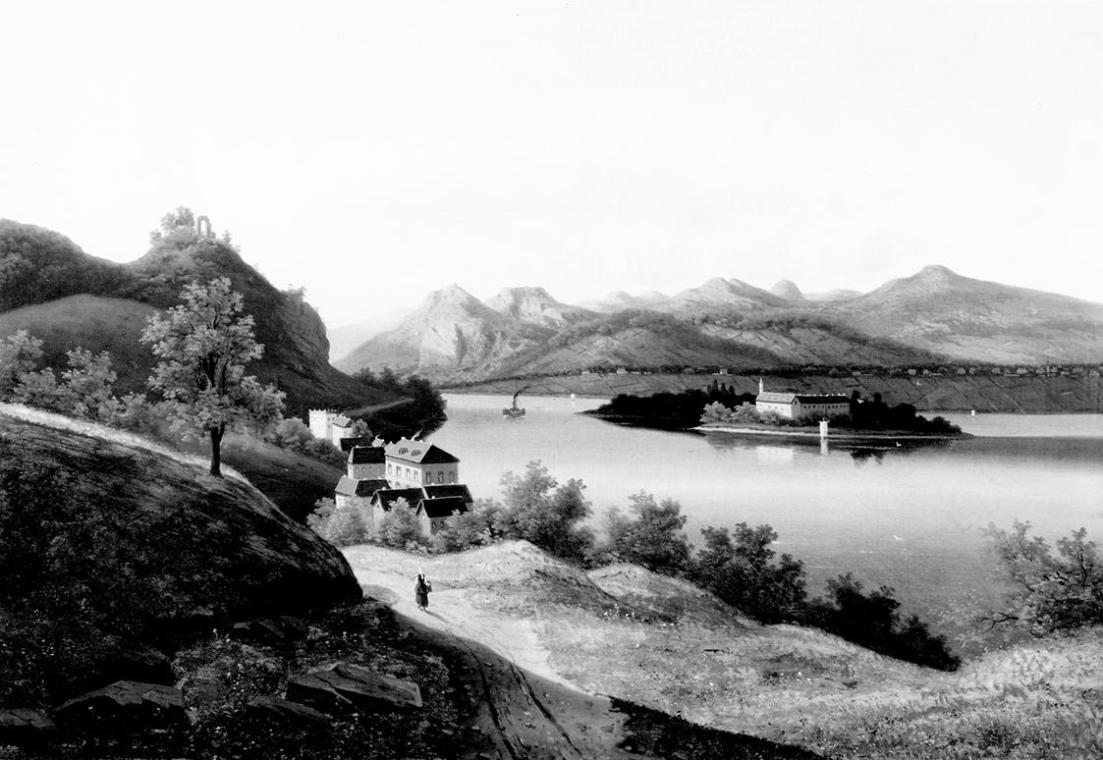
[415,572,432,611]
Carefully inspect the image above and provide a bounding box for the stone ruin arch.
[196,215,213,239]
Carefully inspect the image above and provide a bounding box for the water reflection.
[702,430,955,466]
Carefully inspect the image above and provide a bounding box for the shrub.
[489,461,594,563]
[807,573,959,670]
[984,521,1103,636]
[375,499,424,550]
[306,498,371,548]
[689,523,807,624]
[596,492,690,574]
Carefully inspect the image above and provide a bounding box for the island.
[587,379,970,440]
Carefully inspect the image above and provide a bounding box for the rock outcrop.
[0,405,362,705]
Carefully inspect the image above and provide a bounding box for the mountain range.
[336,265,1103,383]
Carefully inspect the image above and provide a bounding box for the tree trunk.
[209,427,224,477]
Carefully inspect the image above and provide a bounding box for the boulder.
[231,615,309,648]
[0,709,55,745]
[244,696,331,735]
[285,663,422,714]
[93,648,176,687]
[53,680,187,734]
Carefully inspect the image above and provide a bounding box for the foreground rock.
[0,406,363,707]
[53,681,187,734]
[286,662,423,714]
[0,709,55,746]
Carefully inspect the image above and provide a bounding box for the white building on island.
[755,379,850,420]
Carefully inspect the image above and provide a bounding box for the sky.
[3,0,1102,329]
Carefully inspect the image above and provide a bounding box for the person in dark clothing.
[415,572,431,611]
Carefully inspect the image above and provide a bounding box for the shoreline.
[694,424,972,440]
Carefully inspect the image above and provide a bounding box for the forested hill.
[0,218,388,414]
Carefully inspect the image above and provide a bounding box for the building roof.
[335,477,390,498]
[384,439,459,465]
[332,413,352,429]
[370,488,426,511]
[339,436,374,452]
[423,484,474,504]
[793,395,851,404]
[417,497,469,519]
[757,392,797,403]
[757,392,851,405]
[348,445,386,464]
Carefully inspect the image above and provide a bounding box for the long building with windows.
[755,379,850,420]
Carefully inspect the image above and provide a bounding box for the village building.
[417,497,469,535]
[347,445,386,480]
[334,476,390,512]
[330,438,472,539]
[384,439,460,488]
[308,409,353,448]
[755,379,850,420]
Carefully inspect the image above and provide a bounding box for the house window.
[448,472,456,483]
[437,471,445,484]
[424,471,430,484]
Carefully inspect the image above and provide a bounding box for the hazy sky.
[3,1,1102,328]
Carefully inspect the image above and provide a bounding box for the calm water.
[433,394,1103,645]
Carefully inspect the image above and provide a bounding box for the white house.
[384,439,460,488]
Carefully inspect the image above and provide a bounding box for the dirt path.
[348,549,572,689]
[346,548,635,759]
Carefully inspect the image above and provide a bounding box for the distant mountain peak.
[486,285,592,326]
[770,280,804,300]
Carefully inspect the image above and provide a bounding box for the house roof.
[384,439,459,465]
[332,414,352,429]
[339,436,374,452]
[335,477,389,498]
[417,496,469,519]
[370,488,426,511]
[423,484,473,504]
[348,445,386,464]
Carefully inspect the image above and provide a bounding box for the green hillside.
[0,218,391,413]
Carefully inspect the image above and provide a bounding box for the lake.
[432,394,1103,651]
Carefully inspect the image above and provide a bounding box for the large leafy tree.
[141,277,284,476]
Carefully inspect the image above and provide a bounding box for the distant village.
[309,410,471,539]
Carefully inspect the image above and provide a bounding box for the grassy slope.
[220,433,344,522]
[0,295,158,393]
[344,542,1103,760]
